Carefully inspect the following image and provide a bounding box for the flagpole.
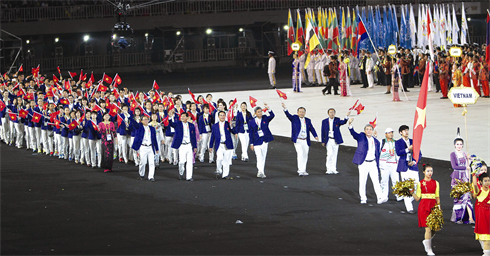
[357,14,379,57]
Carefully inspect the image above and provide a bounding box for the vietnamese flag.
[249,96,258,108]
[162,116,169,126]
[85,80,93,89]
[102,73,112,84]
[8,112,17,121]
[53,74,59,84]
[18,64,23,73]
[276,89,287,100]
[354,103,365,115]
[19,109,28,118]
[32,111,42,123]
[17,87,26,97]
[113,73,122,87]
[229,98,237,109]
[187,111,196,122]
[369,116,377,129]
[92,103,102,113]
[112,88,120,99]
[49,111,60,122]
[412,63,430,163]
[188,88,198,104]
[226,108,235,123]
[68,71,77,79]
[68,120,78,130]
[153,80,159,90]
[89,72,95,83]
[24,92,35,101]
[152,91,161,104]
[0,100,6,111]
[98,84,108,92]
[349,98,360,110]
[54,119,61,129]
[117,114,123,127]
[201,99,214,112]
[109,103,119,117]
[64,80,71,90]
[57,66,61,75]
[42,102,48,110]
[59,98,69,105]
[78,114,85,125]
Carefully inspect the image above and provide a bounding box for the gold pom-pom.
[450,179,473,199]
[392,178,415,197]
[426,204,444,232]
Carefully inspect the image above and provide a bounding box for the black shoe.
[405,89,410,92]
[384,91,390,94]
[326,92,332,95]
[440,96,448,99]
[269,86,276,89]
[215,173,220,179]
[149,178,155,182]
[361,86,367,88]
[179,174,184,180]
[139,176,144,180]
[334,93,340,95]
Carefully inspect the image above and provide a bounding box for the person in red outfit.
[472,172,490,256]
[480,62,489,98]
[471,56,481,95]
[411,164,440,256]
[438,56,450,99]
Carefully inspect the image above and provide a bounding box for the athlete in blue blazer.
[247,104,274,178]
[131,115,159,181]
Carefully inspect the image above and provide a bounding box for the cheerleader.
[411,164,440,256]
[472,172,490,256]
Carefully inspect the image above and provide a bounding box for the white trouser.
[9,120,16,144]
[80,137,90,164]
[34,127,42,151]
[254,142,268,175]
[315,69,326,85]
[294,139,309,173]
[131,137,140,165]
[238,132,249,160]
[307,67,316,83]
[128,136,134,161]
[62,136,69,159]
[89,139,102,167]
[139,145,155,179]
[14,123,24,147]
[326,139,339,172]
[358,161,383,202]
[367,71,374,88]
[24,125,31,148]
[231,134,237,157]
[400,170,419,211]
[165,136,177,163]
[178,144,194,180]
[268,73,276,86]
[117,134,128,162]
[54,133,61,153]
[379,161,400,200]
[41,130,54,154]
[70,135,81,161]
[198,133,213,162]
[28,126,36,149]
[216,144,233,177]
[1,117,10,142]
[159,140,165,161]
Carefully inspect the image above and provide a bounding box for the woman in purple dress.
[98,112,117,173]
[450,136,475,224]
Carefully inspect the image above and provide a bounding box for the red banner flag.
[49,111,60,122]
[102,73,112,84]
[53,74,59,84]
[369,117,377,129]
[8,112,17,121]
[117,114,123,127]
[249,96,258,108]
[153,80,159,90]
[276,89,287,100]
[68,120,78,130]
[18,64,23,72]
[68,71,77,79]
[32,111,43,123]
[412,63,430,163]
[188,88,198,104]
[98,84,108,92]
[0,100,6,112]
[229,98,237,109]
[89,72,95,83]
[59,98,69,105]
[354,103,365,115]
[349,98,360,110]
[113,73,122,87]
[19,109,28,118]
[57,66,61,75]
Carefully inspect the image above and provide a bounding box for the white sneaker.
[299,172,309,176]
[360,200,367,204]
[377,198,389,204]
[332,170,339,174]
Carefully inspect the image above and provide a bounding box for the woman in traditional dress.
[472,172,490,256]
[98,112,117,172]
[411,164,440,256]
[391,56,401,102]
[339,55,349,97]
[450,133,475,224]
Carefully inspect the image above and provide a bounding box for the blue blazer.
[198,113,213,134]
[209,121,236,150]
[235,110,252,134]
[116,113,132,136]
[248,111,275,146]
[131,123,159,153]
[349,127,380,169]
[85,120,100,140]
[321,117,348,145]
[284,110,317,146]
[169,120,197,150]
[395,138,421,173]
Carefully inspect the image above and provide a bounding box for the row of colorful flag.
[287,3,472,57]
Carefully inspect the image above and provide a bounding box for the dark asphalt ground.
[1,65,483,255]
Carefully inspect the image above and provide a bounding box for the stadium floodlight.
[283,25,288,31]
[145,33,149,37]
[206,29,212,35]
[239,28,243,32]
[26,40,30,44]
[83,35,90,42]
[55,38,59,42]
[176,31,181,36]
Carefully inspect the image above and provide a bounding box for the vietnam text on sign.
[448,87,480,105]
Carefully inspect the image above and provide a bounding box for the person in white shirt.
[169,112,197,181]
[209,111,236,179]
[306,50,317,86]
[298,51,307,86]
[366,51,375,88]
[379,127,401,201]
[268,51,277,89]
[321,108,350,174]
[314,51,326,87]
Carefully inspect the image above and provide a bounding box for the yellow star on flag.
[415,107,426,129]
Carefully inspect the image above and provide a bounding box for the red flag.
[85,80,93,89]
[53,74,59,84]
[187,111,197,122]
[412,63,430,163]
[153,80,159,90]
[64,80,71,91]
[369,117,377,129]
[98,84,108,92]
[68,71,77,79]
[162,116,169,126]
[68,120,78,130]
[486,10,490,66]
[249,96,258,108]
[151,91,161,104]
[32,111,42,123]
[31,65,40,77]
[354,103,365,115]
[89,72,95,83]
[92,103,102,113]
[24,92,35,101]
[8,112,17,121]
[42,102,48,110]
[57,66,61,75]
[201,99,214,112]
[112,88,120,99]
[19,109,28,118]
[49,111,60,122]
[18,64,23,72]
[108,103,119,117]
[54,119,61,129]
[113,74,122,87]
[17,87,26,97]
[276,89,287,100]
[117,114,123,127]
[229,98,237,109]
[91,120,99,132]
[59,98,69,105]
[78,114,85,124]
[0,100,6,111]
[226,109,234,123]
[102,73,112,84]
[188,88,198,104]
